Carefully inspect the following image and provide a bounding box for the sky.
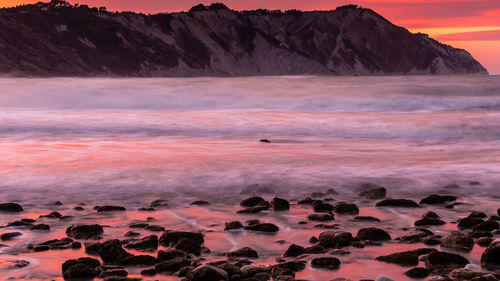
[1,0,499,74]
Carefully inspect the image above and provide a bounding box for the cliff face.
[0,2,488,76]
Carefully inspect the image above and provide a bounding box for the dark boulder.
[270,197,290,211]
[175,238,202,256]
[0,203,23,212]
[440,232,474,251]
[140,268,157,276]
[310,257,341,270]
[376,199,420,208]
[424,251,469,270]
[63,263,98,279]
[283,244,307,257]
[30,224,50,231]
[120,255,157,266]
[155,257,191,274]
[240,196,266,207]
[227,247,259,258]
[190,200,210,206]
[95,206,126,212]
[157,249,187,262]
[312,201,334,213]
[356,227,391,241]
[224,221,243,231]
[66,224,103,239]
[1,232,22,241]
[472,220,500,232]
[185,265,229,281]
[376,251,419,266]
[415,217,446,226]
[353,216,381,222]
[308,213,335,221]
[237,202,269,213]
[481,241,500,270]
[334,202,359,215]
[97,239,133,264]
[244,223,279,233]
[358,184,387,199]
[405,267,430,279]
[420,194,457,205]
[458,217,484,229]
[150,199,168,208]
[318,231,354,248]
[62,257,101,273]
[159,231,204,246]
[124,235,158,251]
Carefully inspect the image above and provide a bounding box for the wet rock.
[129,223,149,229]
[99,268,128,278]
[124,231,140,237]
[473,220,500,232]
[97,239,133,264]
[376,199,420,208]
[405,267,430,279]
[73,206,85,211]
[271,261,306,278]
[6,220,33,227]
[240,196,266,207]
[469,212,488,219]
[159,231,204,246]
[145,225,165,232]
[237,201,270,213]
[477,237,494,247]
[124,235,158,251]
[175,238,202,256]
[138,207,155,212]
[308,213,335,221]
[311,257,341,270]
[120,255,157,266]
[440,232,474,251]
[353,216,381,222]
[224,221,244,231]
[150,199,168,208]
[415,217,446,226]
[481,241,500,270]
[358,184,387,199]
[157,249,187,262]
[318,231,354,248]
[244,223,279,233]
[0,203,23,212]
[312,201,334,213]
[283,244,307,257]
[63,263,98,279]
[140,268,157,276]
[62,257,101,274]
[458,217,484,229]
[271,197,290,211]
[356,227,391,241]
[259,139,271,143]
[155,257,191,274]
[217,262,243,278]
[190,200,210,206]
[0,259,30,269]
[95,206,126,212]
[420,194,457,205]
[40,211,62,219]
[297,197,314,204]
[424,251,469,270]
[175,266,194,277]
[32,238,76,250]
[0,232,22,241]
[30,224,50,231]
[451,266,496,280]
[185,265,229,281]
[377,251,422,266]
[334,202,359,215]
[227,247,259,258]
[66,224,103,239]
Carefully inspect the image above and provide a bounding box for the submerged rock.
[159,231,204,246]
[318,231,354,248]
[440,232,474,251]
[283,244,307,257]
[240,196,266,207]
[312,201,334,213]
[227,247,259,258]
[244,223,279,233]
[0,232,22,241]
[224,221,244,231]
[356,227,391,241]
[334,202,359,215]
[66,224,104,239]
[405,267,431,278]
[311,257,341,270]
[420,194,457,205]
[95,206,126,212]
[358,184,387,199]
[308,213,335,221]
[0,203,23,212]
[424,251,469,270]
[376,199,420,208]
[271,197,290,211]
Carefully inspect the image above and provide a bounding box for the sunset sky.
[1,0,499,74]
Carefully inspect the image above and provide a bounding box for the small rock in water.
[159,231,204,246]
[334,202,359,215]
[312,201,334,213]
[0,232,22,241]
[404,267,430,278]
[30,224,50,231]
[376,275,395,281]
[40,211,62,218]
[124,235,158,251]
[477,237,494,247]
[0,259,30,269]
[440,232,474,251]
[472,220,500,232]
[244,223,279,233]
[224,221,244,231]
[425,251,469,270]
[226,247,259,258]
[376,199,420,208]
[150,199,168,208]
[259,139,271,143]
[356,227,391,241]
[140,268,157,276]
[0,203,23,212]
[185,265,229,281]
[175,238,202,256]
[63,263,98,279]
[376,251,419,266]
[240,196,266,207]
[270,197,290,211]
[358,184,387,199]
[458,217,485,229]
[420,194,457,205]
[66,224,104,239]
[190,200,210,206]
[95,206,126,212]
[353,216,381,222]
[283,244,307,257]
[415,217,446,226]
[310,257,341,270]
[481,241,500,270]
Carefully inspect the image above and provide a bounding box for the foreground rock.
[62,257,101,279]
[424,251,469,270]
[159,231,204,246]
[0,203,23,212]
[356,227,391,241]
[270,197,290,211]
[440,232,474,251]
[95,206,126,212]
[376,249,435,267]
[419,194,457,205]
[311,257,341,270]
[481,241,500,270]
[227,247,259,258]
[244,223,279,233]
[185,265,229,281]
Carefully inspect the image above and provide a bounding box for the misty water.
[2,75,500,281]
[1,75,500,205]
